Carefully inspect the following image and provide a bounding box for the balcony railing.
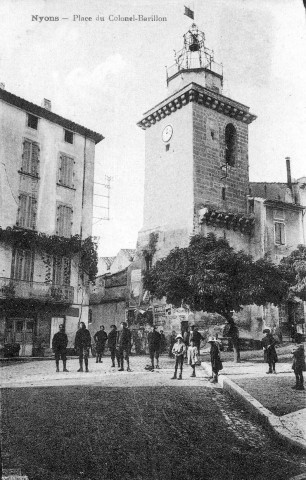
[167,58,223,82]
[0,277,74,304]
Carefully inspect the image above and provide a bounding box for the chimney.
[41,98,51,111]
[286,157,292,188]
[0,82,5,90]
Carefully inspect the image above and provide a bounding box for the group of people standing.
[52,321,132,373]
[170,327,215,381]
[262,328,305,390]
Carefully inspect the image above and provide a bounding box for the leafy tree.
[281,244,306,301]
[144,233,288,362]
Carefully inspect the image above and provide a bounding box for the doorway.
[5,318,35,356]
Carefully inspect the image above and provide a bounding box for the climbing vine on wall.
[0,226,98,282]
[142,232,159,258]
[41,253,52,283]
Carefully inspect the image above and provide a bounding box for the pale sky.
[1,0,305,256]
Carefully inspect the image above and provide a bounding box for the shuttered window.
[12,249,34,281]
[53,256,71,285]
[21,140,39,176]
[17,194,37,229]
[57,204,73,237]
[58,155,74,188]
[275,222,285,245]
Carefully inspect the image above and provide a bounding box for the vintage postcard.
[1,1,306,479]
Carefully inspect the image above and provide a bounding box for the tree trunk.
[231,336,240,363]
[224,312,241,363]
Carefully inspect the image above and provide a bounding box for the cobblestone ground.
[1,360,306,480]
[234,375,306,416]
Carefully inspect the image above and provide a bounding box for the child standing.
[187,339,198,377]
[292,334,305,391]
[171,334,186,380]
[208,337,223,383]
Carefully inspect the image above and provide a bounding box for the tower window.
[166,144,170,151]
[225,123,237,167]
[222,187,226,200]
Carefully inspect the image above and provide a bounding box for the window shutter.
[275,223,285,245]
[14,250,23,280]
[62,156,68,185]
[280,224,285,244]
[58,205,64,236]
[53,256,61,285]
[17,195,36,229]
[59,155,74,187]
[13,249,33,281]
[67,157,74,187]
[23,251,32,282]
[18,194,27,228]
[53,256,70,285]
[57,205,72,237]
[22,141,31,173]
[31,143,39,176]
[65,206,72,237]
[26,196,36,229]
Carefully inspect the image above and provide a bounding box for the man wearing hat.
[291,333,305,390]
[148,325,161,370]
[74,321,92,373]
[171,334,186,380]
[262,328,278,374]
[208,336,223,383]
[52,324,69,372]
[108,325,120,368]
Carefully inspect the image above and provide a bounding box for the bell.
[189,42,200,52]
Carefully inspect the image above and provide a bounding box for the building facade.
[0,86,103,356]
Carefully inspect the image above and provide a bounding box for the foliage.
[0,226,98,282]
[144,233,289,323]
[281,244,306,301]
[142,232,159,258]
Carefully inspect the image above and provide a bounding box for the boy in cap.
[171,334,186,380]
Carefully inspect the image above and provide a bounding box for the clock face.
[162,124,173,143]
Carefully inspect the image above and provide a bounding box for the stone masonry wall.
[193,102,249,214]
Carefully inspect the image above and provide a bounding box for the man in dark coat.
[108,325,120,368]
[74,322,91,372]
[208,337,223,383]
[148,325,161,370]
[262,329,278,374]
[117,321,132,371]
[93,325,108,363]
[160,330,167,354]
[292,333,305,390]
[52,324,68,372]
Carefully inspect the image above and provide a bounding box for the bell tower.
[137,23,256,259]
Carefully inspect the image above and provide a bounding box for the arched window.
[225,123,237,167]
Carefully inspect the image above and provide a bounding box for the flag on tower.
[184,6,194,19]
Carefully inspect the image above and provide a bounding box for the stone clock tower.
[137,23,257,261]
